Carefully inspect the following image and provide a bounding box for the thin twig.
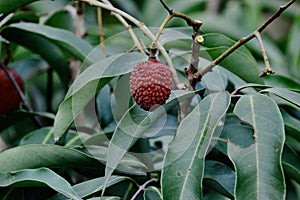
[0,62,42,127]
[159,0,173,14]
[79,0,181,88]
[159,0,202,27]
[102,0,145,54]
[254,31,275,77]
[130,178,158,200]
[194,0,295,81]
[149,14,173,57]
[97,7,107,57]
[111,13,145,54]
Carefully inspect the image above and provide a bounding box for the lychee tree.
[0,0,299,199]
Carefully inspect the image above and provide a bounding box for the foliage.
[0,0,299,199]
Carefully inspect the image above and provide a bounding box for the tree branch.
[194,0,295,81]
[78,0,181,88]
[157,0,204,122]
[102,0,145,54]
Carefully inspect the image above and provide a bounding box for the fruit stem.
[149,14,174,58]
[0,62,43,128]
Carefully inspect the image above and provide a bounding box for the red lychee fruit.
[130,59,172,111]
[0,67,24,115]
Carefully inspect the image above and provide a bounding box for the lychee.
[0,67,24,115]
[130,59,172,111]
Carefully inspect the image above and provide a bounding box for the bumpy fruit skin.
[130,60,172,111]
[0,67,24,115]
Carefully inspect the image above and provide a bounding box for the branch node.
[195,35,204,44]
[259,68,275,78]
[254,31,275,77]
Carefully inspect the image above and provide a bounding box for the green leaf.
[0,167,81,200]
[201,46,263,84]
[281,109,300,142]
[203,160,235,199]
[161,92,230,200]
[82,145,147,173]
[0,144,146,174]
[282,145,300,184]
[19,127,54,145]
[144,186,163,200]
[261,87,300,107]
[8,11,39,24]
[203,33,252,57]
[96,85,114,127]
[214,114,255,157]
[0,144,104,172]
[111,73,132,121]
[0,0,39,14]
[286,17,300,79]
[263,75,300,90]
[19,127,85,146]
[103,90,201,197]
[52,52,147,141]
[228,94,286,200]
[0,111,36,132]
[1,22,93,63]
[44,10,73,31]
[1,27,70,88]
[51,176,131,199]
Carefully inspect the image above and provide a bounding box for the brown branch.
[157,0,204,122]
[185,31,203,89]
[78,0,182,88]
[194,0,295,81]
[151,0,203,54]
[178,30,203,123]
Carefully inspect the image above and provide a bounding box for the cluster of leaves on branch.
[0,0,299,199]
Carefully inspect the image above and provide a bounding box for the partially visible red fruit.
[0,67,24,115]
[130,59,172,111]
